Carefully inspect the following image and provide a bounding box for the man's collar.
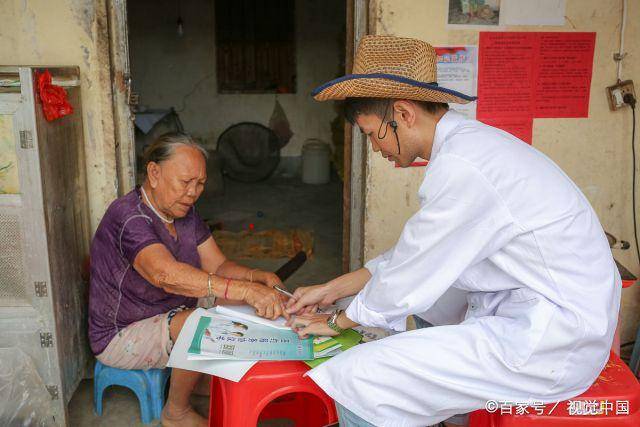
[430,110,466,160]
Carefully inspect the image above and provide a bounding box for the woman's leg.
[162,310,207,427]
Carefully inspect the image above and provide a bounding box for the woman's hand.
[286,284,335,315]
[241,283,289,320]
[253,270,284,289]
[290,313,337,338]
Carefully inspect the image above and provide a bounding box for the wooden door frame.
[107,0,136,195]
[343,0,368,272]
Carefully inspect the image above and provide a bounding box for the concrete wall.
[2,0,637,341]
[0,0,118,231]
[365,0,640,342]
[128,0,345,160]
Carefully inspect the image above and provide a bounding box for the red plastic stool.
[209,361,338,427]
[469,352,640,426]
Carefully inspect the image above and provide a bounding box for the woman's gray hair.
[142,132,208,172]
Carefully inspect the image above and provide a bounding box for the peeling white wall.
[128,0,345,159]
[0,0,118,231]
[3,0,636,342]
[367,0,640,341]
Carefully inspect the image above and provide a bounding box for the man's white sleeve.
[363,246,395,274]
[346,154,518,331]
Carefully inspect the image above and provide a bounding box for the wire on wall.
[616,0,628,82]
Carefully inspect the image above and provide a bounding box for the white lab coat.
[308,111,621,427]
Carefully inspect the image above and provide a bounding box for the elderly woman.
[88,133,286,427]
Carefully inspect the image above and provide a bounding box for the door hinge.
[46,385,59,400]
[40,332,53,348]
[19,130,33,148]
[34,281,47,297]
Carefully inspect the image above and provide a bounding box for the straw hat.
[312,35,476,104]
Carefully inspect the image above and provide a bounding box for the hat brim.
[311,73,476,104]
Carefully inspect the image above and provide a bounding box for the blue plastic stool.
[93,361,170,424]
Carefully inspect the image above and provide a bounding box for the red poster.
[479,117,533,145]
[534,32,596,118]
[477,32,537,119]
[478,32,595,120]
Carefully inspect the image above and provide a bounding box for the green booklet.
[306,329,362,368]
[188,315,314,361]
[313,336,343,357]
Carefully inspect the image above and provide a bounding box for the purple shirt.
[88,188,211,355]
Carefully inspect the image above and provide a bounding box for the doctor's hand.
[289,313,337,339]
[286,284,335,315]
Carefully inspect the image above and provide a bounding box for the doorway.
[109,0,365,284]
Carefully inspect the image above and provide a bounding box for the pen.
[273,285,296,300]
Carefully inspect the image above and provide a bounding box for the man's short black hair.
[343,97,449,125]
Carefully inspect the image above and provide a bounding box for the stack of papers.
[167,305,362,382]
[167,308,257,382]
[215,304,290,329]
[188,314,314,361]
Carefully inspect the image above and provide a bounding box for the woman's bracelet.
[224,277,231,299]
[207,273,213,297]
[246,268,259,283]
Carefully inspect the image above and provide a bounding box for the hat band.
[311,72,477,101]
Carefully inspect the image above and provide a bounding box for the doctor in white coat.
[287,35,621,427]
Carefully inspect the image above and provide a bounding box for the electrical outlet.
[606,80,635,111]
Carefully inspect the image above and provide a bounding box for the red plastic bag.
[36,70,73,121]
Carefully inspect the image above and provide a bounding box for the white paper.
[500,0,565,26]
[188,354,230,360]
[435,46,478,119]
[352,325,394,343]
[167,308,256,382]
[214,305,290,330]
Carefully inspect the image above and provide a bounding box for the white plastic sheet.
[0,348,55,426]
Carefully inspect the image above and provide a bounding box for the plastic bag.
[268,98,293,148]
[0,348,55,426]
[36,70,73,121]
